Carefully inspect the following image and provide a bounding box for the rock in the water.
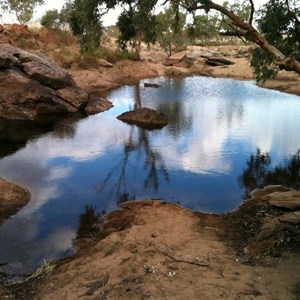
[84,94,113,115]
[0,44,113,120]
[0,177,30,224]
[262,191,300,210]
[144,82,162,88]
[117,108,168,129]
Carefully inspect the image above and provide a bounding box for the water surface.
[0,76,300,280]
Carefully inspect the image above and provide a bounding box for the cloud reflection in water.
[0,76,300,279]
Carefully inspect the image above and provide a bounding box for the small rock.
[144,82,161,88]
[0,177,30,224]
[97,58,113,68]
[279,211,300,224]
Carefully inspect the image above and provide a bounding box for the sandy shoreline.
[68,49,300,97]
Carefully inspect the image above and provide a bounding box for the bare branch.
[248,0,255,25]
[155,247,213,269]
[285,0,300,25]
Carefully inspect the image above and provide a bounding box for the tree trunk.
[133,33,142,60]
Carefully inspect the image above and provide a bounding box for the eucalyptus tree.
[116,0,157,59]
[40,9,61,29]
[66,0,300,77]
[156,7,187,56]
[178,0,300,78]
[187,14,219,44]
[217,0,252,36]
[40,5,71,30]
[65,0,104,53]
[1,0,44,24]
[251,0,300,81]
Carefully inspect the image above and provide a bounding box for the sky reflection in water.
[0,76,300,279]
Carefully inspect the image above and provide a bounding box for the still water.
[0,76,300,280]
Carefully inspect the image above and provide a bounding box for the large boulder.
[117,108,168,129]
[0,44,113,120]
[0,68,77,120]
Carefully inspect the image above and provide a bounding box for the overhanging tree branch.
[181,0,300,75]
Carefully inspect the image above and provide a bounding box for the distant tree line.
[1,0,299,81]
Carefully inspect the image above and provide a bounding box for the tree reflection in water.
[239,148,300,198]
[97,81,198,204]
[98,124,169,204]
[97,83,177,203]
[76,205,100,239]
[157,101,192,139]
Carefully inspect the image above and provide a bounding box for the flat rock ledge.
[0,43,112,120]
[163,51,194,68]
[0,177,30,224]
[117,108,168,129]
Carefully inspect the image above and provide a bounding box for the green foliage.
[187,14,218,44]
[1,0,44,24]
[240,148,300,196]
[55,0,299,79]
[251,0,300,81]
[257,0,299,59]
[218,0,251,33]
[116,1,157,58]
[40,7,70,30]
[156,6,187,55]
[51,47,134,68]
[250,47,279,83]
[40,9,60,29]
[105,25,120,40]
[76,205,99,239]
[67,0,103,53]
[116,8,137,50]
